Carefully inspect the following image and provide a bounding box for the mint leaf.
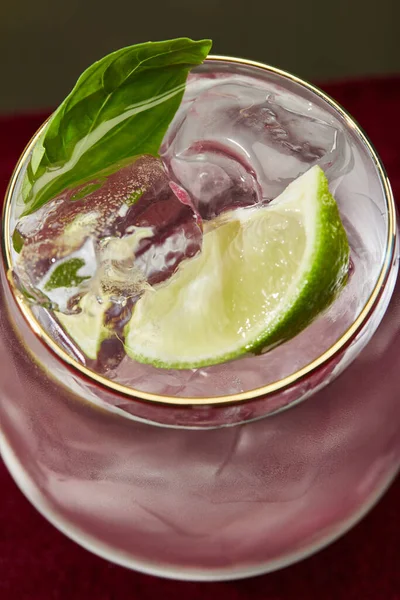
[70,180,106,201]
[23,38,212,215]
[44,258,90,291]
[12,229,25,253]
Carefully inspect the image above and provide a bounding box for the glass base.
[1,436,398,581]
[0,263,399,581]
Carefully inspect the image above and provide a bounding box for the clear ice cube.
[161,76,352,209]
[14,155,202,313]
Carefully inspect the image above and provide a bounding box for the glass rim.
[2,55,397,408]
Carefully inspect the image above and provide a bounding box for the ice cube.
[161,77,352,205]
[14,155,202,313]
[167,142,262,219]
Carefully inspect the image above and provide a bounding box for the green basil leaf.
[23,37,212,215]
[44,258,91,291]
[12,229,25,253]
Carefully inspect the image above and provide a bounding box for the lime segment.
[56,295,109,360]
[125,165,350,369]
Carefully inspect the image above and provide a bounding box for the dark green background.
[1,0,399,112]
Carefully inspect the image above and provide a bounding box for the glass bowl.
[0,56,399,581]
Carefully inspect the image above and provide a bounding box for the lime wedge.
[56,295,110,360]
[124,166,350,369]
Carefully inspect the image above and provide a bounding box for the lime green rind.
[259,168,349,351]
[124,167,350,369]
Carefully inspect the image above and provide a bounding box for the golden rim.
[2,55,397,407]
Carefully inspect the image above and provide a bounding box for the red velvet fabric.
[1,78,400,599]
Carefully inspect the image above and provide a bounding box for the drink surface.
[8,59,388,398]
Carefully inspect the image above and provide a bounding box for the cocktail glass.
[0,56,399,580]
